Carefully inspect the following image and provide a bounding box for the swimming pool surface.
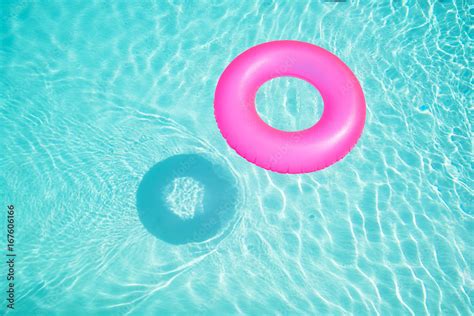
[0,1,472,315]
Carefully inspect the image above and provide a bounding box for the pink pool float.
[214,40,366,174]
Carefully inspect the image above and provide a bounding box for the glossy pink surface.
[214,40,366,174]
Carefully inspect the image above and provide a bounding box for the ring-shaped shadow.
[136,154,239,245]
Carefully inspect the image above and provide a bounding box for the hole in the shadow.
[256,77,324,132]
[136,154,239,245]
[164,177,205,220]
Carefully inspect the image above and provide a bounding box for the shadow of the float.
[136,154,239,245]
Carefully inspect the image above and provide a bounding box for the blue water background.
[0,1,472,314]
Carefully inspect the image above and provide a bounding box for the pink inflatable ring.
[214,40,366,174]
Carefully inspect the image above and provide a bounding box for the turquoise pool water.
[1,0,472,315]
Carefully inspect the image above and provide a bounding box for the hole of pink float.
[255,77,324,132]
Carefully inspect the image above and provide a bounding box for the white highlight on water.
[164,177,204,220]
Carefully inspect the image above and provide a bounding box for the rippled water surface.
[0,1,472,315]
